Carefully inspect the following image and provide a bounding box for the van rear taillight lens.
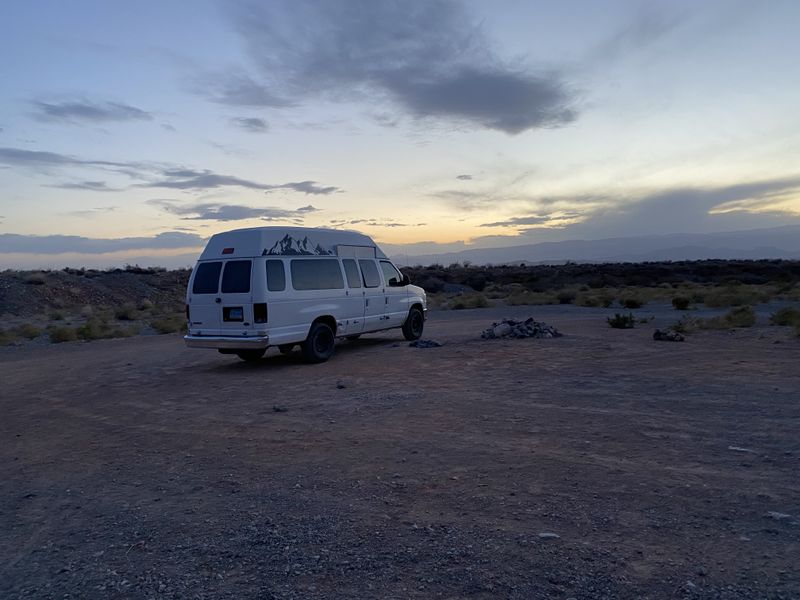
[185,304,190,321]
[253,303,268,323]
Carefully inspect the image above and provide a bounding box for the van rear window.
[192,262,222,294]
[290,259,344,290]
[221,260,252,293]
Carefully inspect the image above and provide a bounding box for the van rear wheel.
[402,307,424,341]
[301,322,335,363]
[236,349,266,361]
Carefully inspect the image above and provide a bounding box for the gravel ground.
[1,305,799,599]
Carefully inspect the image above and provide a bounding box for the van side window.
[358,259,381,288]
[266,260,286,291]
[380,261,402,285]
[221,260,252,293]
[342,259,362,288]
[192,261,222,294]
[290,259,344,290]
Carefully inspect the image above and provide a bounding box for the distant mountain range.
[388,225,800,266]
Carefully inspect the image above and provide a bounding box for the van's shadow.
[200,337,400,372]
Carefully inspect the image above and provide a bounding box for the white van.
[184,226,427,362]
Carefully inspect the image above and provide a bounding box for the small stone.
[273,405,288,413]
[538,532,560,539]
[336,381,346,389]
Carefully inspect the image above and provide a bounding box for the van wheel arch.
[301,316,337,363]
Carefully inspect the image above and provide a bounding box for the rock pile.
[481,318,562,340]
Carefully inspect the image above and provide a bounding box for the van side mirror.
[401,274,410,286]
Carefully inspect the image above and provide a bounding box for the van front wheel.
[301,322,335,363]
[402,307,424,341]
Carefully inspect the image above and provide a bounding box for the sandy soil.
[1,306,799,599]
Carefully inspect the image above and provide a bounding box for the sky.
[1,0,799,268]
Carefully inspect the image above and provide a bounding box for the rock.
[272,405,288,413]
[653,329,685,342]
[493,323,512,337]
[336,381,346,389]
[537,532,560,539]
[409,340,442,348]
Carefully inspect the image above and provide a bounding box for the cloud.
[1,146,341,198]
[207,73,293,108]
[0,146,132,171]
[456,174,473,181]
[230,116,269,132]
[50,181,120,191]
[61,206,118,218]
[224,0,577,134]
[0,231,204,254]
[32,100,153,123]
[149,200,319,222]
[141,169,340,194]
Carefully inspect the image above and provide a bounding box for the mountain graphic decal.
[263,234,334,256]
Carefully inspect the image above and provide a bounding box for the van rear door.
[218,259,255,333]
[188,260,223,335]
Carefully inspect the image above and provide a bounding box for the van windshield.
[192,262,222,294]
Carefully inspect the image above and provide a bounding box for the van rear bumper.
[184,335,269,350]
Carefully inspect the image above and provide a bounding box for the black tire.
[402,307,424,341]
[278,344,295,355]
[345,334,361,341]
[301,322,336,363]
[236,349,266,362]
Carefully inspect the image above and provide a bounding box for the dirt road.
[1,306,799,599]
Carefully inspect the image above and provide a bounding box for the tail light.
[253,302,268,323]
[185,304,190,321]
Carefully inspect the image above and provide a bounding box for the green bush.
[769,307,800,327]
[701,306,757,330]
[150,316,188,334]
[672,296,691,310]
[621,297,644,309]
[114,302,138,321]
[14,323,42,339]
[556,290,576,305]
[703,286,765,308]
[450,293,490,310]
[607,312,636,329]
[49,326,78,343]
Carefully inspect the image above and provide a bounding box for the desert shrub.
[49,326,78,343]
[621,297,644,309]
[769,307,800,327]
[80,305,94,317]
[556,290,576,304]
[672,296,691,310]
[465,273,488,292]
[150,315,187,334]
[701,306,757,330]
[672,316,701,334]
[23,272,47,285]
[137,298,155,311]
[506,290,558,305]
[14,323,42,339]
[703,286,765,308]
[49,310,66,321]
[450,293,490,310]
[0,329,17,346]
[114,303,138,321]
[607,313,636,329]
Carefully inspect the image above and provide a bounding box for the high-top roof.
[198,226,386,260]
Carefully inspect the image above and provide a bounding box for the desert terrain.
[1,304,798,599]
